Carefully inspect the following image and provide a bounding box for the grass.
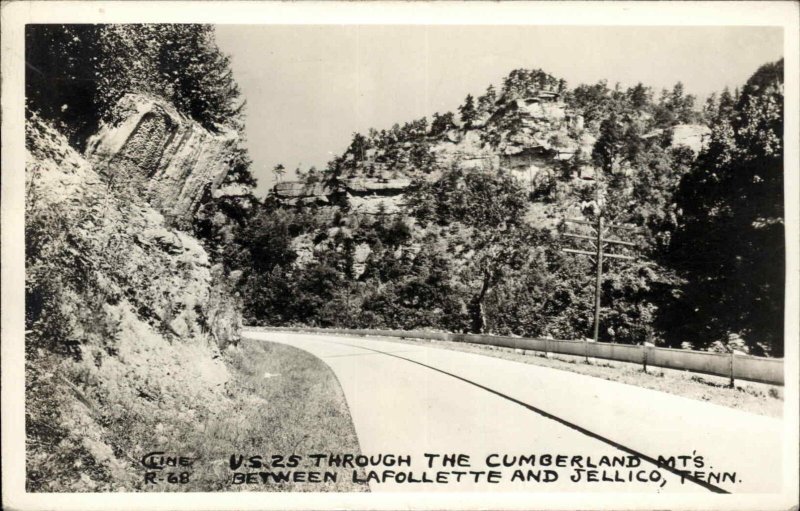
[252,328,783,419]
[26,338,368,492]
[146,339,369,492]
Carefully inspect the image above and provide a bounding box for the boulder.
[352,243,372,278]
[212,183,253,199]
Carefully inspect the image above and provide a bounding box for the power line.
[561,214,641,360]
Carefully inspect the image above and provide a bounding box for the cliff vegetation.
[238,62,784,358]
[24,24,363,491]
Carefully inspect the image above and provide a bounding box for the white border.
[2,2,798,510]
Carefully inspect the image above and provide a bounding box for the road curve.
[243,330,782,493]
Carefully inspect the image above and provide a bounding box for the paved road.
[243,330,782,494]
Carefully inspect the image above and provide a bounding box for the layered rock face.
[274,176,411,215]
[643,123,712,154]
[343,177,412,195]
[273,181,331,206]
[28,115,240,349]
[343,177,411,215]
[26,115,239,490]
[271,92,584,216]
[85,94,238,223]
[270,88,711,234]
[670,124,711,153]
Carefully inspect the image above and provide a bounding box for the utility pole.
[593,215,603,345]
[561,215,639,346]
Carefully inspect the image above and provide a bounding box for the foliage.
[430,112,457,137]
[476,85,498,117]
[410,165,528,228]
[500,68,561,101]
[652,82,699,126]
[240,61,783,358]
[667,59,784,356]
[459,94,478,128]
[25,25,102,147]
[592,113,627,173]
[26,24,246,145]
[27,24,258,263]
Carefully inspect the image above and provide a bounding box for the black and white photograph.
[2,2,798,510]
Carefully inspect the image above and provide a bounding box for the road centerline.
[322,349,425,359]
[328,338,729,494]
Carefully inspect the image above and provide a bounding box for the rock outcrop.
[347,194,406,216]
[272,176,412,215]
[85,94,238,222]
[269,83,715,272]
[28,115,240,347]
[670,124,711,153]
[643,123,711,154]
[26,114,239,490]
[272,181,331,205]
[343,177,411,195]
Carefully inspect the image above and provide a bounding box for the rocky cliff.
[267,76,708,226]
[271,89,709,224]
[26,112,240,491]
[85,94,238,224]
[239,63,781,357]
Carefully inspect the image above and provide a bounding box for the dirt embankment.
[25,111,239,491]
[26,103,366,492]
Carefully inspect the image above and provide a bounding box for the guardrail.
[248,326,784,386]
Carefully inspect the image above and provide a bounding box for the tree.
[273,164,286,182]
[592,113,625,174]
[477,85,497,117]
[346,132,369,162]
[501,68,560,101]
[627,83,651,111]
[26,24,246,145]
[668,59,784,356]
[653,82,697,126]
[702,92,718,124]
[565,80,612,127]
[412,165,531,333]
[717,87,735,120]
[430,112,456,137]
[25,25,104,147]
[459,94,478,128]
[465,226,535,333]
[191,141,258,264]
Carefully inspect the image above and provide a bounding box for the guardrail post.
[729,351,735,388]
[642,344,647,373]
[585,337,596,364]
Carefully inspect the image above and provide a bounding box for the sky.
[214,25,783,195]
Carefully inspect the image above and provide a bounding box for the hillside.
[271,73,708,223]
[23,23,374,492]
[25,97,246,489]
[238,63,782,357]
